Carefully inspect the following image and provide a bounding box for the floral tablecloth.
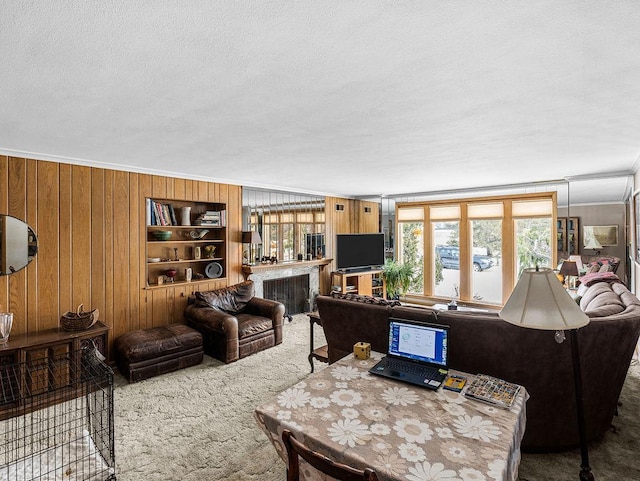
[255,352,528,481]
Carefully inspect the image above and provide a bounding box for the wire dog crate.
[0,345,116,480]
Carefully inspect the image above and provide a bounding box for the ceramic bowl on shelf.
[165,268,177,282]
[147,257,162,263]
[152,230,172,241]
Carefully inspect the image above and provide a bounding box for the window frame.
[396,192,557,307]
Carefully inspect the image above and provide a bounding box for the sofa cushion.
[583,256,620,274]
[236,313,274,340]
[580,282,625,316]
[578,271,621,287]
[195,280,255,314]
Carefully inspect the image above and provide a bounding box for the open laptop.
[369,318,450,390]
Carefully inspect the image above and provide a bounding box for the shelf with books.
[145,198,227,287]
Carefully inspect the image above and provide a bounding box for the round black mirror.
[0,215,38,275]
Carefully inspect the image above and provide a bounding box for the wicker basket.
[60,304,99,331]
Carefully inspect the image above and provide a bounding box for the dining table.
[254,351,528,481]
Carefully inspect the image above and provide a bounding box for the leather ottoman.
[115,324,204,382]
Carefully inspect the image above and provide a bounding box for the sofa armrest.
[245,297,285,323]
[184,304,239,339]
[245,298,285,345]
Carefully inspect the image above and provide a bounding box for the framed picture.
[583,225,619,247]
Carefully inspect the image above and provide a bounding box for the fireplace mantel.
[242,259,332,300]
[242,258,332,276]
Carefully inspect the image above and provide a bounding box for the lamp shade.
[559,260,579,278]
[499,267,589,330]
[242,230,262,244]
[568,255,584,270]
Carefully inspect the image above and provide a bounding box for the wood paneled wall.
[355,199,381,233]
[322,196,380,291]
[0,156,242,357]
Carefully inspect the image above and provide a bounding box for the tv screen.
[336,233,385,271]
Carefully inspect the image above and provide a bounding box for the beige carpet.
[113,315,640,481]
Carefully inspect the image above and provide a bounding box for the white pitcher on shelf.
[180,206,192,226]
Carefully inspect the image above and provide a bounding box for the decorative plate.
[205,261,223,278]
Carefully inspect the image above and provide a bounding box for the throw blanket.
[579,271,621,287]
[0,429,114,481]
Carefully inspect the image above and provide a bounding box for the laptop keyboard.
[387,359,444,380]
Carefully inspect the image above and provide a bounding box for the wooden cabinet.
[0,322,110,419]
[557,217,579,256]
[146,198,227,288]
[331,270,386,298]
[0,321,110,366]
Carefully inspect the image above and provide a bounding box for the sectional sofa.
[316,281,640,452]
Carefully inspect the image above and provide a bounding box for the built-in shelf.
[145,198,227,286]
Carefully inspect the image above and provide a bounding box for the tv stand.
[340,266,381,274]
[331,269,386,298]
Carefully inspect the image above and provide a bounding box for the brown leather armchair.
[184,280,285,363]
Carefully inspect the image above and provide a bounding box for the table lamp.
[242,230,262,265]
[559,260,579,289]
[569,255,585,276]
[499,267,593,481]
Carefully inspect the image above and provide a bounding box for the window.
[433,222,460,298]
[396,193,556,306]
[397,207,424,294]
[470,219,501,304]
[469,202,503,304]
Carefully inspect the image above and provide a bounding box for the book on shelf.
[464,374,521,409]
[147,200,179,226]
[147,201,226,227]
[194,209,226,227]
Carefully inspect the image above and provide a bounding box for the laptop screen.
[388,318,449,368]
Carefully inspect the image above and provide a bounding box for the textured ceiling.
[1,2,639,202]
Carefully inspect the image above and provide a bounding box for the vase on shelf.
[0,312,13,343]
[165,269,177,282]
[180,207,192,226]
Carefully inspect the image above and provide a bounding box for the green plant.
[382,259,414,299]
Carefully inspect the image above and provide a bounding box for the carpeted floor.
[113,315,640,481]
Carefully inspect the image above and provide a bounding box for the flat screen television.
[336,233,385,272]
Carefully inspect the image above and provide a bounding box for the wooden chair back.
[282,429,379,481]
